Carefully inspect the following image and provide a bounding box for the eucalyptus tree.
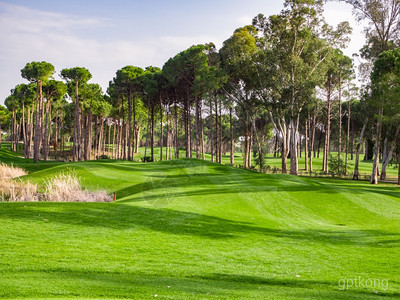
[111,66,144,160]
[61,67,92,161]
[343,0,400,182]
[321,49,354,173]
[370,48,400,183]
[343,0,400,54]
[21,61,55,162]
[252,0,352,175]
[220,25,259,168]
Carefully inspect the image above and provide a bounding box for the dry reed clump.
[0,163,27,180]
[0,180,39,202]
[0,164,112,203]
[0,163,39,202]
[44,173,113,202]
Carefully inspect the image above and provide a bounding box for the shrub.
[141,156,153,162]
[328,154,346,177]
[97,154,109,160]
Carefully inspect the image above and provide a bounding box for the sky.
[0,0,366,105]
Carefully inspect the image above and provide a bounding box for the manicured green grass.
[0,149,400,298]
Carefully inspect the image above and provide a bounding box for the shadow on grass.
[2,269,398,299]
[1,202,399,247]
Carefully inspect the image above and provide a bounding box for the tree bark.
[371,108,383,184]
[345,100,351,175]
[230,107,234,165]
[160,102,163,161]
[33,81,42,163]
[305,115,308,171]
[210,99,214,162]
[195,97,200,159]
[338,77,342,173]
[289,118,299,175]
[353,119,367,180]
[380,126,400,180]
[323,82,332,173]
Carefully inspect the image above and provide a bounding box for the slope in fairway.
[0,156,400,299]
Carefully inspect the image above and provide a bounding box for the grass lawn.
[0,148,400,298]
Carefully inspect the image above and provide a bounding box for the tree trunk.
[338,77,342,173]
[353,119,367,180]
[160,103,163,161]
[43,99,51,161]
[135,125,140,154]
[215,100,219,163]
[29,107,34,157]
[323,84,332,173]
[166,106,170,160]
[201,116,205,160]
[174,103,179,159]
[195,97,200,159]
[345,100,351,175]
[371,108,383,184]
[398,154,400,185]
[150,106,154,162]
[230,107,234,165]
[289,118,299,175]
[309,113,316,174]
[132,98,136,160]
[380,126,400,180]
[128,95,132,161]
[305,115,308,171]
[21,100,27,158]
[279,120,289,173]
[248,121,252,169]
[33,81,42,163]
[243,116,248,169]
[219,101,222,164]
[210,99,214,162]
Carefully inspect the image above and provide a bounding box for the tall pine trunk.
[33,81,42,163]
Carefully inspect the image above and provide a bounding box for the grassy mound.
[0,150,399,298]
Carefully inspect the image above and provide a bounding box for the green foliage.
[328,154,346,176]
[60,67,92,84]
[21,61,55,83]
[12,83,36,107]
[43,80,67,102]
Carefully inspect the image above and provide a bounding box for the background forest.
[1,0,400,185]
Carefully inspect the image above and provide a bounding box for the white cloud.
[0,1,369,105]
[0,2,227,104]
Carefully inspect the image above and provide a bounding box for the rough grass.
[0,148,400,299]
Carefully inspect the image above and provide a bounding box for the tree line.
[1,0,400,185]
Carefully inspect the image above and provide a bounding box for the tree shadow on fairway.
[1,203,399,247]
[4,269,399,299]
